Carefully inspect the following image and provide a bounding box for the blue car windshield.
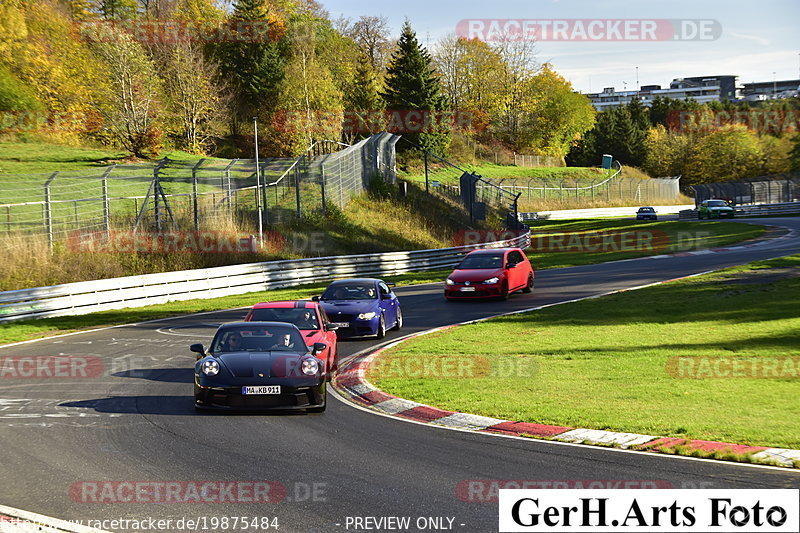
[212,326,306,353]
[457,254,503,270]
[321,283,377,301]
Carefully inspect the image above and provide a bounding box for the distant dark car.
[698,199,735,219]
[444,247,534,300]
[192,322,327,412]
[314,278,402,339]
[636,206,658,220]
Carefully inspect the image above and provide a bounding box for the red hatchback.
[444,248,534,300]
[244,301,339,379]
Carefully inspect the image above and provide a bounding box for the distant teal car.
[697,199,735,219]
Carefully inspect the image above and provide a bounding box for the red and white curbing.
[333,268,800,469]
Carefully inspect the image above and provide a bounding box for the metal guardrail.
[679,202,800,220]
[0,233,531,322]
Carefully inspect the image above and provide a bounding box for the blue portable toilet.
[602,154,613,170]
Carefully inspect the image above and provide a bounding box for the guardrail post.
[5,206,10,232]
[44,172,58,252]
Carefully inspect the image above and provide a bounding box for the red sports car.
[444,247,534,300]
[244,301,339,380]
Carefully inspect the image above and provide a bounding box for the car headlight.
[445,278,455,286]
[201,360,220,376]
[357,312,377,320]
[483,277,499,284]
[301,359,319,376]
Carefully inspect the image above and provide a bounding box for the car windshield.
[211,325,307,353]
[638,207,654,212]
[321,283,377,301]
[457,254,504,270]
[707,200,727,207]
[249,308,320,330]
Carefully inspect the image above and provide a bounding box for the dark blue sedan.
[314,278,402,339]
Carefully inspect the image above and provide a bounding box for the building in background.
[741,79,800,101]
[583,74,800,110]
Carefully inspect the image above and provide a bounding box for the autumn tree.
[516,64,595,156]
[91,28,163,156]
[685,126,764,185]
[275,19,342,152]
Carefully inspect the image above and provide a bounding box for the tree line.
[567,96,800,186]
[0,0,596,160]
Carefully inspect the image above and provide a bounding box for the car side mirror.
[506,262,514,269]
[324,323,339,332]
[381,293,393,300]
[190,344,205,355]
[311,295,320,302]
[312,342,327,355]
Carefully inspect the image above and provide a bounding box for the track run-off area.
[1,217,799,533]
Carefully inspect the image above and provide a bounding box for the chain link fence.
[0,133,400,250]
[691,172,800,205]
[500,174,682,206]
[266,132,399,224]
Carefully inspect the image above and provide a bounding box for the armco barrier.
[0,233,530,322]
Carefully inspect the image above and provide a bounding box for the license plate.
[242,385,280,395]
[332,322,349,328]
[460,287,476,292]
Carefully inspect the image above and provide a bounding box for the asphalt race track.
[1,218,799,533]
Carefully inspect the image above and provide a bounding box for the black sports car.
[192,322,327,412]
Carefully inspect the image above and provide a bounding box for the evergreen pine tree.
[381,20,449,153]
[215,0,286,129]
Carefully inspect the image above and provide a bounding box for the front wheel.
[522,274,534,293]
[376,315,386,339]
[499,282,509,301]
[391,307,403,330]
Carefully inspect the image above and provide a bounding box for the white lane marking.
[155,323,219,337]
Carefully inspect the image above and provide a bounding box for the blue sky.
[321,0,800,94]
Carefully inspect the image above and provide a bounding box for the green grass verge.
[0,219,767,345]
[370,255,800,449]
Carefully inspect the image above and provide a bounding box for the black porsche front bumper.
[194,381,326,410]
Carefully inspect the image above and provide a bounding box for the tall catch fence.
[0,133,399,250]
[399,139,525,230]
[495,171,681,206]
[691,173,800,205]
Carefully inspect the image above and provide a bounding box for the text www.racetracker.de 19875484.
[0,515,280,532]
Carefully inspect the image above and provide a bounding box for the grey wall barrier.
[0,233,530,322]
